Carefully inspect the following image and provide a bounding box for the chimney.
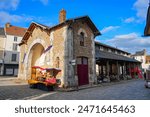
[59,9,66,23]
[143,49,146,55]
[5,22,11,28]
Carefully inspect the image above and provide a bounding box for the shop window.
[80,32,84,46]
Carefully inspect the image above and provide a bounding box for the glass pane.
[83,58,88,65]
[77,58,82,64]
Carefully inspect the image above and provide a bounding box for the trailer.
[28,66,61,90]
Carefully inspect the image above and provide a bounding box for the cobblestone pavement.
[0,85,56,100]
[40,79,150,100]
[0,79,149,100]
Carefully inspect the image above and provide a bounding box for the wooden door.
[77,57,89,86]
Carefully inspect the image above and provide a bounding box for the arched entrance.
[27,43,45,79]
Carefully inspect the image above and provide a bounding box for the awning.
[96,50,140,63]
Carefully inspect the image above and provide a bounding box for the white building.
[0,23,26,76]
[132,49,150,72]
[0,28,6,75]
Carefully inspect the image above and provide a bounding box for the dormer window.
[80,32,84,46]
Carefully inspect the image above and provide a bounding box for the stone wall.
[72,21,96,85]
[18,26,50,80]
[52,26,68,87]
[18,21,96,87]
[18,25,68,87]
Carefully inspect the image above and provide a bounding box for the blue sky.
[0,0,150,54]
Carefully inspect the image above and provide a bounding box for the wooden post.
[117,61,120,81]
[129,63,131,77]
[101,64,103,76]
[107,61,110,82]
[123,62,127,80]
[98,64,101,76]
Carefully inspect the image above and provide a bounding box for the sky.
[0,0,150,54]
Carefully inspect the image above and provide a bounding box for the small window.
[104,47,108,52]
[80,32,84,46]
[11,54,17,62]
[77,58,82,64]
[56,57,60,68]
[100,46,103,51]
[13,43,18,51]
[77,57,88,65]
[83,57,88,65]
[14,37,17,42]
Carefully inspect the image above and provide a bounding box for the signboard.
[70,60,76,66]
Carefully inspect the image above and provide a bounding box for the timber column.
[116,61,120,81]
[106,61,110,82]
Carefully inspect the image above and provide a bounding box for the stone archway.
[23,38,47,80]
[27,43,45,79]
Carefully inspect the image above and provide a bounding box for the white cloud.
[0,11,34,25]
[32,0,49,5]
[101,26,120,34]
[124,17,135,23]
[105,33,150,54]
[0,11,54,27]
[133,0,149,20]
[40,0,49,5]
[0,0,20,10]
[0,11,24,24]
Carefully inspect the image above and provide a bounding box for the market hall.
[95,42,142,83]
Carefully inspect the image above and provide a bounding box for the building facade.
[18,10,100,87]
[0,28,6,75]
[0,23,26,76]
[132,49,150,72]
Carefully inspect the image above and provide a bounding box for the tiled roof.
[0,27,5,37]
[20,15,101,46]
[96,49,140,63]
[133,49,146,56]
[35,16,101,36]
[6,25,27,37]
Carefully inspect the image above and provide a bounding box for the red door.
[77,57,89,86]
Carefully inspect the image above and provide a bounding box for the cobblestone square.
[0,78,149,100]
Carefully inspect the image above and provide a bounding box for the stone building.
[18,10,100,87]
